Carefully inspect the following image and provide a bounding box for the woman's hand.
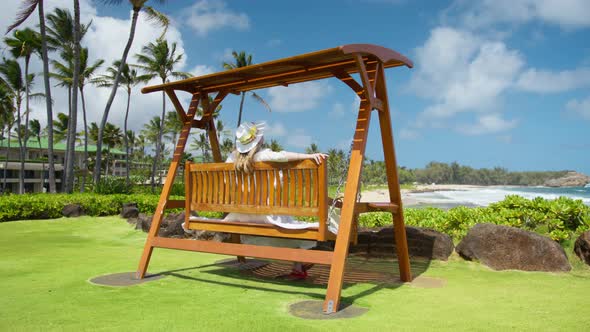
[310,153,328,165]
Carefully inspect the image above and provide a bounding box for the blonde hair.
[234,143,262,174]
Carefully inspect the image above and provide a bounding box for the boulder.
[574,231,590,265]
[62,204,84,217]
[121,202,139,219]
[456,223,571,272]
[135,213,152,232]
[159,212,186,238]
[544,171,590,187]
[350,226,454,260]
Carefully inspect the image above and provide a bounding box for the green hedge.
[358,195,590,242]
[1,193,588,242]
[0,193,183,222]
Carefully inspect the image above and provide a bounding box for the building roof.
[0,137,125,155]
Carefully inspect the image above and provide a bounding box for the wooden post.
[323,56,374,313]
[136,94,200,279]
[375,65,412,282]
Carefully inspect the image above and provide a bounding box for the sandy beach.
[360,184,487,207]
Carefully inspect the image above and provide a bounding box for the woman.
[225,121,328,279]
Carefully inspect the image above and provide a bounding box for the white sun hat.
[235,121,266,153]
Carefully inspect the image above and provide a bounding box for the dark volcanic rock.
[456,223,571,272]
[544,171,590,187]
[350,226,454,260]
[121,202,139,218]
[159,212,186,238]
[574,231,590,266]
[62,204,84,217]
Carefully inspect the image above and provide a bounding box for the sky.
[1,0,589,174]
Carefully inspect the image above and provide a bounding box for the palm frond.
[250,92,272,112]
[171,71,192,79]
[143,6,169,39]
[6,0,39,35]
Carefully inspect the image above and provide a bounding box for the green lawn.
[1,217,589,331]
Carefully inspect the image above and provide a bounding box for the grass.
[1,216,589,331]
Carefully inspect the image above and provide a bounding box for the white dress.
[225,149,317,249]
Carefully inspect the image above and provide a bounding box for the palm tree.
[190,133,210,162]
[4,28,42,164]
[6,0,57,193]
[29,118,45,189]
[136,134,147,159]
[51,47,103,192]
[140,116,162,183]
[164,110,183,146]
[103,122,123,176]
[63,0,82,193]
[305,143,319,154]
[0,58,28,194]
[134,38,190,192]
[268,139,283,152]
[220,137,234,161]
[0,85,15,191]
[94,0,169,187]
[45,6,91,193]
[222,51,271,128]
[53,112,69,143]
[94,60,150,186]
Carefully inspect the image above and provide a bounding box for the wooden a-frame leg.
[137,94,200,279]
[323,99,373,313]
[375,66,412,282]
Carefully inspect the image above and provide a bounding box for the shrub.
[0,193,182,222]
[94,176,131,194]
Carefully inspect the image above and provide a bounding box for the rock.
[544,171,590,187]
[135,213,152,232]
[574,231,590,265]
[350,226,454,260]
[456,223,571,272]
[62,204,84,217]
[121,202,139,218]
[159,212,186,238]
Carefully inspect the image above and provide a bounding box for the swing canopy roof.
[141,44,412,96]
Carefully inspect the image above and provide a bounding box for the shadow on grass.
[156,255,433,304]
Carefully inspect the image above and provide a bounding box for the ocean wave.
[409,188,590,207]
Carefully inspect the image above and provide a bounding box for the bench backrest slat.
[187,160,327,219]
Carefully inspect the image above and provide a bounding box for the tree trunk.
[3,125,10,191]
[63,87,71,186]
[80,87,88,192]
[19,56,32,194]
[151,89,165,193]
[94,7,140,187]
[64,0,81,193]
[124,88,131,188]
[39,0,56,193]
[237,92,246,128]
[16,97,24,194]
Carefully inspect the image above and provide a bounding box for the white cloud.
[516,68,590,93]
[286,129,312,149]
[456,114,518,135]
[449,0,590,30]
[565,96,590,120]
[267,81,332,112]
[182,0,250,36]
[266,39,282,47]
[265,121,287,137]
[189,65,216,77]
[409,27,524,123]
[399,129,420,140]
[329,103,346,118]
[1,1,221,140]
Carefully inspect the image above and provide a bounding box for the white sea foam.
[408,187,590,207]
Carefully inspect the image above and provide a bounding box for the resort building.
[0,138,124,193]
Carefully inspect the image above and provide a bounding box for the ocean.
[406,186,590,209]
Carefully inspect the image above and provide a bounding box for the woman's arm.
[281,151,328,165]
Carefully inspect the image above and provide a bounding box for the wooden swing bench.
[136,44,414,314]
